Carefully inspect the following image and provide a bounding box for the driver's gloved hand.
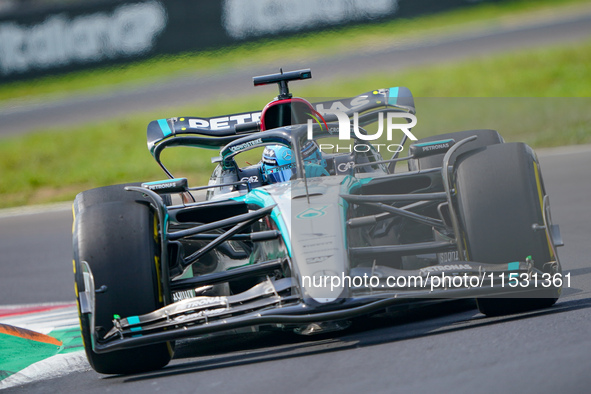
[304,163,329,178]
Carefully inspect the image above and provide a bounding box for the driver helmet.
[261,141,325,184]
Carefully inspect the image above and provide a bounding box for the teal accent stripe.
[232,189,291,256]
[508,262,520,271]
[130,327,142,332]
[127,316,140,325]
[388,87,399,106]
[158,119,173,137]
[144,178,184,185]
[413,139,454,147]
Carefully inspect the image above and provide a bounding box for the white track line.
[0,202,71,219]
[0,352,90,390]
[0,304,86,389]
[0,304,78,334]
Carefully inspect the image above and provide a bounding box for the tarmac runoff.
[0,303,88,389]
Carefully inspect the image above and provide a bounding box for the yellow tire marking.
[533,161,555,260]
[154,215,163,303]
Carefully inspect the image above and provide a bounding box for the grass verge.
[0,37,589,208]
[0,0,590,104]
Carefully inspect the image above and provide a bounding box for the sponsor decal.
[262,157,277,166]
[172,308,228,322]
[302,241,334,249]
[240,175,259,183]
[146,181,177,190]
[422,142,450,151]
[337,161,355,172]
[265,162,295,174]
[301,235,336,250]
[296,206,328,219]
[0,1,166,76]
[185,296,228,309]
[419,264,472,274]
[188,112,262,130]
[223,0,398,39]
[306,255,333,264]
[172,290,195,302]
[229,138,263,153]
[437,251,459,264]
[142,178,187,193]
[315,94,375,113]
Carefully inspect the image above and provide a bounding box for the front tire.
[73,184,173,374]
[454,143,561,317]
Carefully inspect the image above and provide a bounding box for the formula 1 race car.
[73,69,564,374]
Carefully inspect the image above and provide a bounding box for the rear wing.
[147,87,415,176]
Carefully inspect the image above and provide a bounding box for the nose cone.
[289,178,350,304]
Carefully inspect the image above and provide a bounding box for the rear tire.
[73,184,173,374]
[408,129,503,171]
[454,143,560,317]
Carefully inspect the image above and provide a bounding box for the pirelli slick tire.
[454,143,561,317]
[73,184,173,374]
[408,129,503,171]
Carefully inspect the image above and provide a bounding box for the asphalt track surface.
[0,9,591,136]
[1,145,590,393]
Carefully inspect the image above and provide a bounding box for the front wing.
[80,259,556,353]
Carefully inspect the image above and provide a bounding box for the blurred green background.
[0,0,589,208]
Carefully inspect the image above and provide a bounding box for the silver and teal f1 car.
[73,69,563,374]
